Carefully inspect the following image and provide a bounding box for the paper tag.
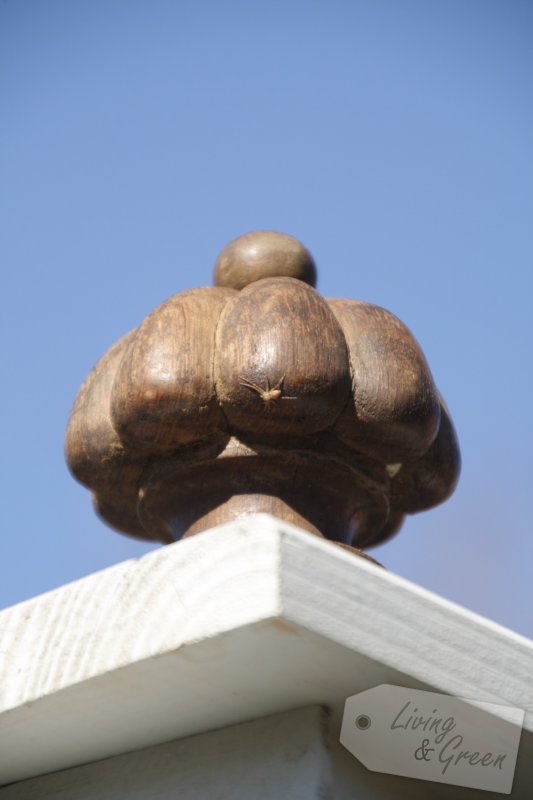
[340,685,524,794]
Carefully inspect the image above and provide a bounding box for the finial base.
[138,439,390,549]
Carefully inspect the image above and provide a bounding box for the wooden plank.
[0,706,331,800]
[0,514,531,794]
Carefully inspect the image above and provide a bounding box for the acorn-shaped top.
[66,231,460,550]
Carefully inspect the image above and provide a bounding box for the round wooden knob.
[214,277,351,436]
[213,230,317,290]
[65,231,460,551]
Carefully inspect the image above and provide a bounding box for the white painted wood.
[2,708,526,800]
[0,514,531,797]
[0,706,332,800]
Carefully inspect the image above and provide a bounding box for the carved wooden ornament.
[66,231,460,554]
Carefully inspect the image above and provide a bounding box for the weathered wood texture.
[214,277,351,436]
[213,229,317,289]
[65,230,460,546]
[0,707,331,800]
[112,287,235,450]
[0,516,531,796]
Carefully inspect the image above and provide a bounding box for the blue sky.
[1,1,532,638]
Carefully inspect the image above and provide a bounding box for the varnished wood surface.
[65,231,460,547]
[65,331,148,538]
[112,287,235,451]
[139,438,389,547]
[214,277,351,436]
[329,298,441,462]
[214,229,317,289]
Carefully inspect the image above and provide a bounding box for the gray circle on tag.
[355,714,371,730]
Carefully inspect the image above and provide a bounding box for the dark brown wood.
[111,287,235,451]
[328,298,441,462]
[390,397,461,513]
[138,439,389,547]
[214,277,351,436]
[65,331,150,539]
[214,230,317,289]
[65,230,461,551]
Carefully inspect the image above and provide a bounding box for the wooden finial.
[213,230,317,289]
[66,231,460,553]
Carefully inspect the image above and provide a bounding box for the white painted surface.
[0,514,532,797]
[0,706,331,800]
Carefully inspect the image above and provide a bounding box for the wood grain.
[65,231,460,547]
[1,517,531,795]
[390,396,461,513]
[215,277,351,436]
[65,331,148,538]
[111,287,235,451]
[213,229,317,289]
[139,438,389,545]
[329,298,441,462]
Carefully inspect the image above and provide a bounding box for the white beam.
[0,514,531,795]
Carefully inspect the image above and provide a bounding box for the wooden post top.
[65,231,460,550]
